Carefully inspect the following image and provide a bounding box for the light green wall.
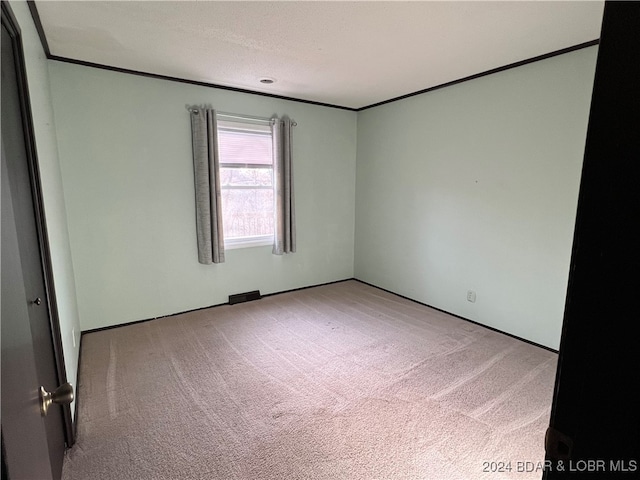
[10,0,82,415]
[48,62,357,331]
[47,37,596,349]
[355,47,598,349]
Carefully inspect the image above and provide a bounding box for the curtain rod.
[187,107,297,126]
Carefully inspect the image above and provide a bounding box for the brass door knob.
[40,382,74,416]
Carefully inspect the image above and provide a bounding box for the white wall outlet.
[467,290,476,303]
[72,328,76,348]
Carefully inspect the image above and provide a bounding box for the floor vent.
[228,290,262,305]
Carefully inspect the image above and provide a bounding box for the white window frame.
[217,117,274,249]
[224,234,273,250]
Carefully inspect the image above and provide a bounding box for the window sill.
[224,235,274,250]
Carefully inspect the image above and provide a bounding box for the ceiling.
[34,1,605,110]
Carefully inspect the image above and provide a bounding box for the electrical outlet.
[72,328,76,348]
[467,290,476,303]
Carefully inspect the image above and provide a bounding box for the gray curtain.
[272,117,296,255]
[190,108,225,264]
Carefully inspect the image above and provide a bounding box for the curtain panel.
[190,108,225,264]
[272,117,296,255]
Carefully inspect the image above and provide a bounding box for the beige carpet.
[63,280,556,480]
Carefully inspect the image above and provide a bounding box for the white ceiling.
[34,1,605,110]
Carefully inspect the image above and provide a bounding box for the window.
[217,118,274,248]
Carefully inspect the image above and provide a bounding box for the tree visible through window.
[217,119,274,246]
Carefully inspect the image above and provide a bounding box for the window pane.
[218,130,273,165]
[217,117,274,242]
[221,188,274,239]
[220,167,272,187]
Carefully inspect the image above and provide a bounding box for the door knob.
[33,297,42,305]
[40,382,74,416]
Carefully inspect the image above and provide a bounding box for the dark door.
[2,140,53,479]
[544,2,640,478]
[1,5,69,480]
